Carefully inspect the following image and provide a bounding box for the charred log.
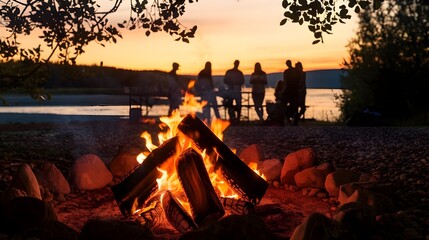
[140,194,165,228]
[177,148,225,227]
[220,197,255,215]
[161,190,198,233]
[111,137,178,216]
[178,114,268,204]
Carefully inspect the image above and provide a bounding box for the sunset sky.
[9,0,359,76]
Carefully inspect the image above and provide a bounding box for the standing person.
[167,62,184,116]
[250,62,267,123]
[281,59,300,125]
[196,61,221,124]
[224,60,244,123]
[295,62,307,122]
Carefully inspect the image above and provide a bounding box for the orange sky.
[3,1,359,75]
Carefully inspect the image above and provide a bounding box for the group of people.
[274,60,307,125]
[194,60,246,124]
[166,59,306,125]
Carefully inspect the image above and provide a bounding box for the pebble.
[272,181,280,188]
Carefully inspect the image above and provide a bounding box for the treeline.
[44,64,173,89]
[0,61,192,96]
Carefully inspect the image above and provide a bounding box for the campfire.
[110,87,268,233]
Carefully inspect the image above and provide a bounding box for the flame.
[182,80,206,117]
[134,83,265,216]
[136,152,146,164]
[140,132,158,152]
[210,118,230,141]
[248,162,266,180]
[158,110,182,143]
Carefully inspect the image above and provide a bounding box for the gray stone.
[308,188,321,197]
[325,169,360,197]
[281,148,317,185]
[9,163,41,200]
[259,159,282,181]
[71,154,113,190]
[338,182,395,214]
[34,162,70,194]
[295,164,332,189]
[109,146,142,178]
[239,144,264,166]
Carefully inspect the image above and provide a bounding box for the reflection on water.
[0,89,342,122]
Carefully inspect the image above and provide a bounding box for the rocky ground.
[0,119,428,239]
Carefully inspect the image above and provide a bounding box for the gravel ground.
[0,120,428,237]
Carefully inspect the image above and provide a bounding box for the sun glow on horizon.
[1,0,358,75]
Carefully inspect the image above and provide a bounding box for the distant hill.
[213,69,344,89]
[3,63,343,94]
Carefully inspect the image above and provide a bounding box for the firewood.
[140,194,165,228]
[161,190,198,233]
[111,136,178,216]
[177,148,225,227]
[178,114,268,204]
[219,197,255,215]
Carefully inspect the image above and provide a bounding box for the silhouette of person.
[265,79,285,125]
[295,62,307,121]
[167,62,184,116]
[281,59,300,125]
[274,80,285,103]
[196,61,221,124]
[224,60,244,123]
[250,62,267,122]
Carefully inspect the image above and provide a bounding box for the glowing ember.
[136,152,146,164]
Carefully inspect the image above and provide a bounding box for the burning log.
[140,194,165,228]
[178,114,269,204]
[111,137,179,216]
[219,197,255,215]
[161,191,198,233]
[177,148,225,227]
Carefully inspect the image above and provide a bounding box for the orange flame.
[134,83,265,215]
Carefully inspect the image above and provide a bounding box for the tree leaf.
[282,0,289,9]
[312,39,321,44]
[280,18,288,26]
[355,6,360,13]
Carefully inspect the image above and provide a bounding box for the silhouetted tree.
[338,0,429,125]
[280,0,385,44]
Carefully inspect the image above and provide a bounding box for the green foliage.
[281,0,383,44]
[337,0,429,125]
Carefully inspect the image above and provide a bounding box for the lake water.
[0,88,342,123]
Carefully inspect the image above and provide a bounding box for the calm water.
[0,88,342,122]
